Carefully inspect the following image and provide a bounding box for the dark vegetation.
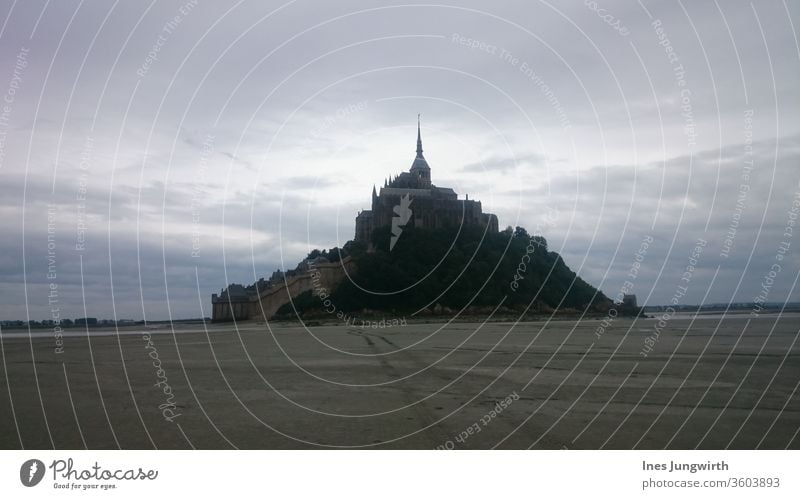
[276,225,610,317]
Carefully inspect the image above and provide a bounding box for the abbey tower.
[355,117,498,244]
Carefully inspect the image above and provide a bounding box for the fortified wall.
[211,256,353,322]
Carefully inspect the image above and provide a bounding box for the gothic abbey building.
[354,118,498,244]
[211,118,498,321]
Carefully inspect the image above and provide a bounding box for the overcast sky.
[0,0,798,320]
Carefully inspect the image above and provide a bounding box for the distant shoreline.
[4,311,800,339]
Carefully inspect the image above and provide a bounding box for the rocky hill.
[277,225,610,318]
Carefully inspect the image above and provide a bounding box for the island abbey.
[354,117,498,244]
[212,116,498,321]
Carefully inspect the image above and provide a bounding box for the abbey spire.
[409,114,431,187]
[416,113,424,157]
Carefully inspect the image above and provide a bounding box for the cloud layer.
[0,0,798,320]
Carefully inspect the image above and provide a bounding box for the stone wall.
[211,256,353,322]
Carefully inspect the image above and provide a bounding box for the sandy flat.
[0,314,797,449]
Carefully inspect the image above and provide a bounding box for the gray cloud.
[0,0,798,320]
[460,153,547,173]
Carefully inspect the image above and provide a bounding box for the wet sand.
[1,315,798,449]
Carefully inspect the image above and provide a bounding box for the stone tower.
[409,114,432,188]
[354,116,499,245]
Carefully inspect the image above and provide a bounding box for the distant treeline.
[0,318,209,329]
[642,303,800,312]
[279,225,609,317]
